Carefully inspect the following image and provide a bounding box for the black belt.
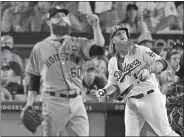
[131,89,154,99]
[48,92,81,99]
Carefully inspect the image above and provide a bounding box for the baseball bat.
[117,79,140,101]
[117,63,151,101]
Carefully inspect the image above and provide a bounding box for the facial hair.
[116,40,130,54]
[51,23,71,36]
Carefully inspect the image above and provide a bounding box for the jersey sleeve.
[138,46,162,66]
[25,44,40,76]
[106,58,117,86]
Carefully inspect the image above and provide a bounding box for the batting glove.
[137,69,151,81]
[96,89,106,102]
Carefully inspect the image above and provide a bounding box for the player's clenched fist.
[96,89,106,102]
[87,14,100,28]
[137,69,151,81]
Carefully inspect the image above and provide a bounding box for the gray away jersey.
[25,35,94,93]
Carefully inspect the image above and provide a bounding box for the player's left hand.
[137,69,151,81]
[87,14,100,28]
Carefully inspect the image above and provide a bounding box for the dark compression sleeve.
[28,73,41,93]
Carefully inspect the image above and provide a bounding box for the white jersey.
[107,44,160,97]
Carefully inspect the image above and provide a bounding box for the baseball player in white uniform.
[96,25,180,136]
[21,7,105,136]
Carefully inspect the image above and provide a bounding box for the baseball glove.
[20,106,43,134]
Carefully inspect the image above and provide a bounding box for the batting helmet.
[109,24,130,56]
[110,24,130,39]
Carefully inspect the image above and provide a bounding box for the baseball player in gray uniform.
[96,25,180,136]
[21,7,105,136]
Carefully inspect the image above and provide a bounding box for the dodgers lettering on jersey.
[25,35,94,93]
[114,59,142,82]
[107,44,160,97]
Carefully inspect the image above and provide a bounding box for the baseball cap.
[46,6,71,26]
[1,35,14,49]
[138,33,154,44]
[47,6,71,26]
[1,61,22,76]
[84,60,95,71]
[47,7,69,19]
[126,4,138,11]
[110,24,130,39]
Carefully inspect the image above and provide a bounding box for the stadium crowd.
[1,1,183,33]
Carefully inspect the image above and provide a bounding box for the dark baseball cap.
[47,7,69,20]
[110,24,130,39]
[126,4,138,11]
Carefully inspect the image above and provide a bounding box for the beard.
[51,23,71,36]
[115,40,130,54]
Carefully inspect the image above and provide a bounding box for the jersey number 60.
[71,67,81,78]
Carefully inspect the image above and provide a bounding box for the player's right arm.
[24,44,41,107]
[96,58,118,101]
[87,14,105,47]
[80,14,105,59]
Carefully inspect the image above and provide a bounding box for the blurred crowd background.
[1,1,184,103]
[1,1,183,33]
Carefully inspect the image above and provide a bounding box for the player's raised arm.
[96,58,118,102]
[87,14,105,47]
[81,14,105,59]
